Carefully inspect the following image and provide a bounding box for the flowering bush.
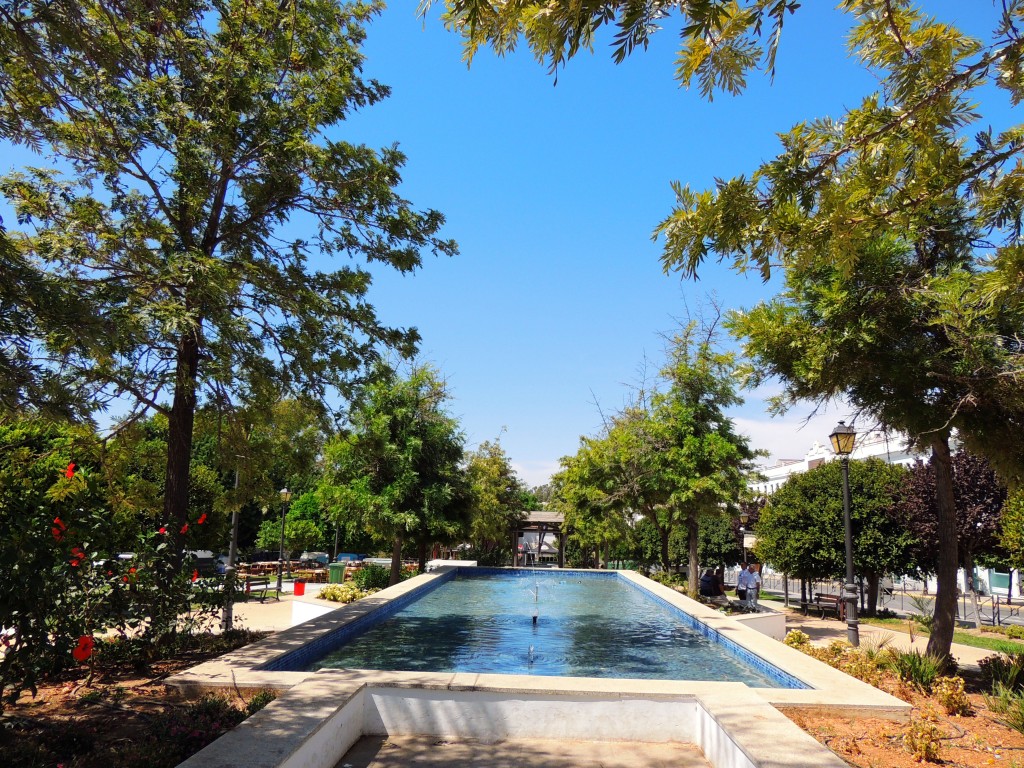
[318,582,373,603]
[0,420,227,709]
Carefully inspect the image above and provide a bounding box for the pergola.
[511,510,566,567]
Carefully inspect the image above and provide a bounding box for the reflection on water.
[312,572,782,687]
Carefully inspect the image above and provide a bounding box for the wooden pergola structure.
[511,510,566,567]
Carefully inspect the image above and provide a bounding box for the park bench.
[808,593,846,620]
[244,577,273,603]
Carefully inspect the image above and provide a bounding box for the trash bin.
[293,578,306,597]
[328,562,345,584]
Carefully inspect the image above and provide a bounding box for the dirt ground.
[791,685,1024,768]
[0,641,268,768]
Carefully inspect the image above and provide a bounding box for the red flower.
[197,513,208,525]
[65,462,75,479]
[180,523,189,534]
[191,569,199,583]
[72,635,94,662]
[52,517,67,542]
[69,546,85,567]
[158,526,167,535]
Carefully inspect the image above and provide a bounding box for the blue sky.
[338,2,1014,486]
[2,3,1012,487]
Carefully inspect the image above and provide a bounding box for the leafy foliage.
[555,319,759,589]
[317,582,372,603]
[421,0,804,98]
[319,364,470,583]
[897,451,1009,576]
[0,0,455,562]
[465,439,529,557]
[755,457,913,611]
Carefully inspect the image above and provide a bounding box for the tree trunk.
[390,535,403,586]
[164,331,201,571]
[687,512,699,598]
[866,572,880,616]
[964,551,982,630]
[417,536,428,575]
[925,435,959,664]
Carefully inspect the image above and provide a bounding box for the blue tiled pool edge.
[258,568,458,672]
[261,567,808,690]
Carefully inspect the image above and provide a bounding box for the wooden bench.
[244,577,273,602]
[808,593,846,620]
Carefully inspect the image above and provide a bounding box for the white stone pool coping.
[168,567,910,768]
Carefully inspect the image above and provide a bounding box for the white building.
[750,429,924,497]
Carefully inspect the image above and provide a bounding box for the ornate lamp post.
[277,487,292,595]
[829,421,859,647]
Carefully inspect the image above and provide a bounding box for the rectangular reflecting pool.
[264,569,805,689]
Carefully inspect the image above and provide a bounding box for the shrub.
[155,694,247,764]
[979,652,1024,692]
[907,594,935,630]
[352,565,393,591]
[903,715,942,762]
[883,649,944,691]
[318,583,371,604]
[245,689,278,716]
[784,630,811,649]
[932,675,973,716]
[986,683,1024,734]
[981,624,1024,640]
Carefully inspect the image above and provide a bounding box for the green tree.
[650,322,761,595]
[465,439,528,563]
[1002,490,1024,571]
[553,435,635,570]
[661,7,1023,662]
[755,458,914,615]
[320,364,470,584]
[698,512,743,570]
[554,320,759,590]
[0,0,455,568]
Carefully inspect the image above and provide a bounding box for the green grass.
[955,633,1024,654]
[857,616,1024,654]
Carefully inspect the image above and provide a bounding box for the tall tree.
[651,321,760,595]
[555,320,758,589]
[465,439,528,563]
[658,5,1024,660]
[0,0,455,567]
[319,364,469,584]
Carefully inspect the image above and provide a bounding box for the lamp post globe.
[829,421,859,647]
[277,487,292,595]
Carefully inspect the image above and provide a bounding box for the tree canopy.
[319,364,470,583]
[554,320,759,589]
[755,457,914,613]
[0,0,455,564]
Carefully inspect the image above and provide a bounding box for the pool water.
[308,571,787,688]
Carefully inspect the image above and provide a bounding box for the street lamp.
[829,421,859,647]
[277,487,292,595]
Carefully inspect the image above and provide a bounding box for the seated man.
[699,568,729,604]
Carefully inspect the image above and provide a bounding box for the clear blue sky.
[337,2,1012,486]
[2,3,1010,487]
